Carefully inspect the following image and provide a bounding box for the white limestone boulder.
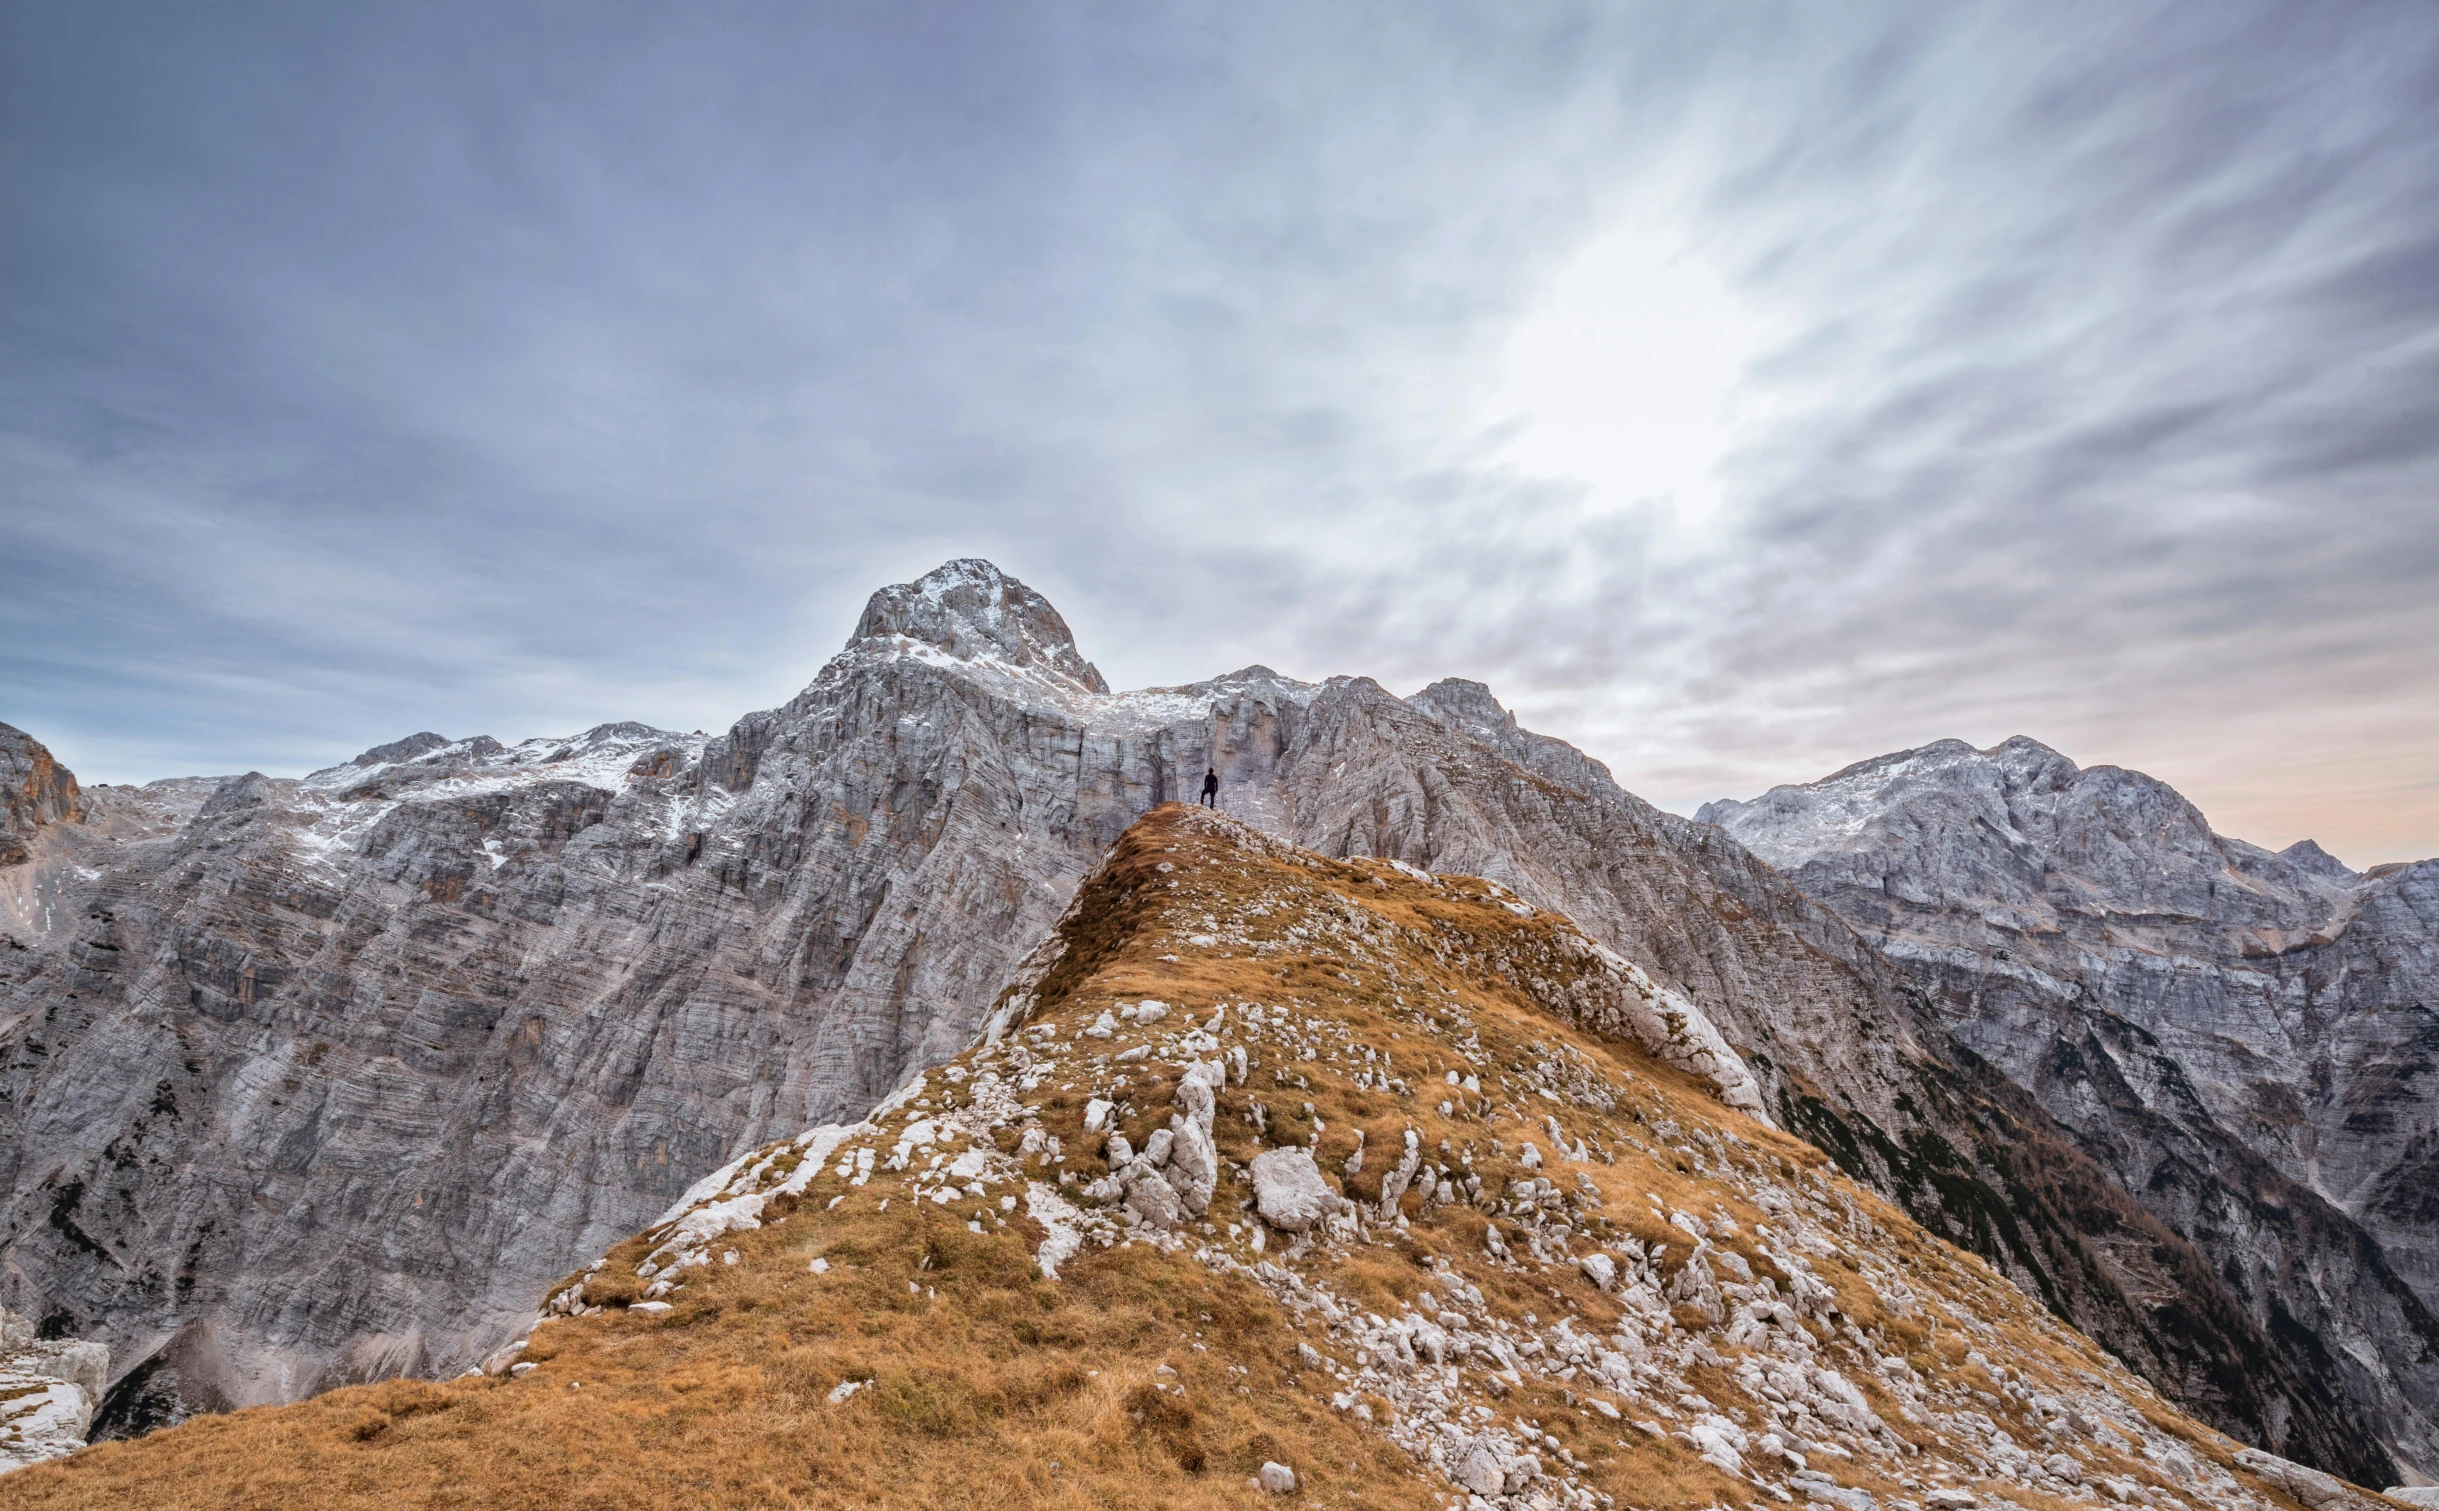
[1250,1147,1346,1232]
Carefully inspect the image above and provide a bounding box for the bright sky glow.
[1490,224,1768,536]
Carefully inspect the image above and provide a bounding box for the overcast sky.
[5,2,2435,864]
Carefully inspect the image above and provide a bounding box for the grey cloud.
[2,1,2434,861]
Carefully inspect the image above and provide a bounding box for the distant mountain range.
[1706,739,2439,1484]
[0,560,2429,1484]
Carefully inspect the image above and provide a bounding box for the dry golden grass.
[8,1206,1431,1511]
[0,805,2308,1511]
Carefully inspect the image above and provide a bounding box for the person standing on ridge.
[1200,767,1219,808]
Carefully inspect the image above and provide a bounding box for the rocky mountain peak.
[1405,677,1517,736]
[2278,837,2355,880]
[850,558,1109,695]
[347,732,450,768]
[1984,734,2079,787]
[1405,679,1620,799]
[1987,733,2068,763]
[1698,736,2228,882]
[197,772,278,818]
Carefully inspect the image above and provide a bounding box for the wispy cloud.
[4,2,2433,862]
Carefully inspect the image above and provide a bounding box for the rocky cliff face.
[1704,739,2439,1482]
[0,564,2401,1482]
[0,805,2385,1511]
[0,724,84,870]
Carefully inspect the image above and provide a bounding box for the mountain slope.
[1702,739,2439,1480]
[0,564,2396,1481]
[1280,687,2399,1482]
[0,805,2368,1511]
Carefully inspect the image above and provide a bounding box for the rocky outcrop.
[0,724,82,868]
[0,1309,106,1473]
[1704,737,2439,1480]
[0,565,2397,1481]
[1249,1147,1346,1233]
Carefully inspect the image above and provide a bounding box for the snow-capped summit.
[1695,735,2348,918]
[850,558,1109,695]
[299,722,703,799]
[1701,733,2439,1478]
